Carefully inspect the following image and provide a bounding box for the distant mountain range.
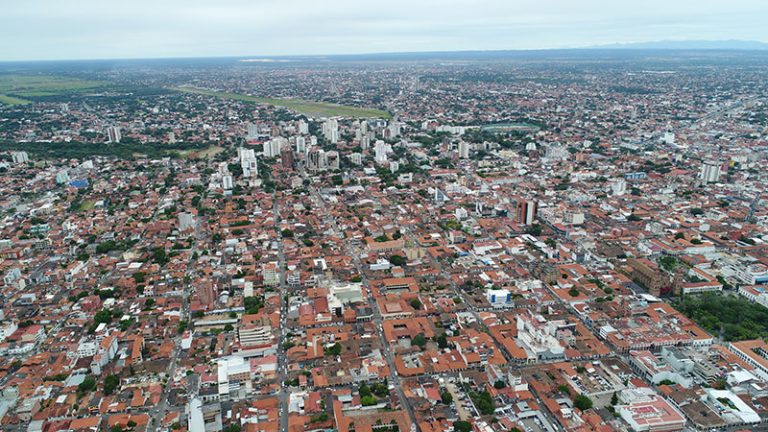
[586,40,768,50]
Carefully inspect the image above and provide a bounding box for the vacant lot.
[172,86,390,119]
[0,75,104,104]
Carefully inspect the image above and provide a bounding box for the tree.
[441,390,453,404]
[359,383,372,398]
[659,256,678,272]
[389,255,406,266]
[103,374,120,395]
[453,421,472,432]
[94,309,113,324]
[133,272,146,283]
[409,298,422,310]
[472,390,495,415]
[435,333,449,349]
[360,395,377,406]
[371,382,389,397]
[78,375,97,394]
[224,323,234,332]
[412,333,427,348]
[281,229,294,238]
[568,288,580,297]
[690,207,704,216]
[244,296,264,314]
[127,420,137,428]
[151,247,169,266]
[493,380,506,389]
[611,392,619,406]
[324,343,342,356]
[525,224,542,236]
[573,394,593,411]
[309,412,328,423]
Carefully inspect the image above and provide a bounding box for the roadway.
[301,168,419,431]
[273,195,291,432]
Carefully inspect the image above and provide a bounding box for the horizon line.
[1,39,767,64]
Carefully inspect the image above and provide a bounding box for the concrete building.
[374,140,388,164]
[700,161,721,184]
[516,200,538,226]
[217,356,252,401]
[11,151,29,165]
[617,388,686,432]
[106,126,121,143]
[458,141,470,159]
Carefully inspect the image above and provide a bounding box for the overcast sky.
[1,0,766,61]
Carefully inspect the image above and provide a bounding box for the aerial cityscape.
[1,3,768,432]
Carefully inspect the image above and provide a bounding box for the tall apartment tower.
[458,141,470,159]
[517,200,538,225]
[700,161,721,184]
[106,126,121,143]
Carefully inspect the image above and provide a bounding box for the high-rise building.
[611,178,627,196]
[246,123,259,139]
[326,151,340,170]
[263,138,286,158]
[280,148,294,170]
[322,118,339,143]
[106,126,121,143]
[517,200,538,225]
[458,141,470,159]
[374,140,388,164]
[295,136,306,154]
[239,148,258,177]
[307,148,322,172]
[349,153,363,165]
[11,151,29,165]
[297,120,309,135]
[700,161,721,184]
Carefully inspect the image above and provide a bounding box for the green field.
[0,94,30,105]
[172,86,390,119]
[0,75,104,105]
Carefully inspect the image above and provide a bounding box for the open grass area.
[79,200,96,212]
[180,145,225,160]
[0,75,104,99]
[172,86,390,119]
[0,94,30,105]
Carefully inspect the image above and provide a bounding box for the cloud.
[1,0,766,60]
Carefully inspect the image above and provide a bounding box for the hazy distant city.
[1,21,768,432]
